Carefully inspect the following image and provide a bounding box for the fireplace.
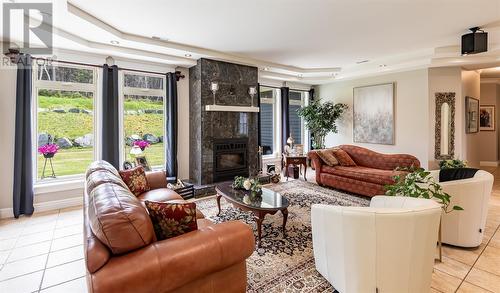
[213,138,249,182]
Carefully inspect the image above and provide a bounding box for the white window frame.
[289,90,309,152]
[260,87,280,159]
[118,70,167,170]
[32,62,99,185]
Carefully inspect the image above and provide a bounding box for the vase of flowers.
[232,176,262,194]
[38,144,59,158]
[134,140,150,151]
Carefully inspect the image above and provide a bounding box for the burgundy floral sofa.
[308,145,420,197]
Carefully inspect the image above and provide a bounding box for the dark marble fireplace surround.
[189,58,259,185]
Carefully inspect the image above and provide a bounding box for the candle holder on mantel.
[211,82,219,105]
[249,86,257,107]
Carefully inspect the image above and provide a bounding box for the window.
[259,87,277,156]
[288,90,310,152]
[121,72,166,169]
[289,90,305,145]
[34,63,97,181]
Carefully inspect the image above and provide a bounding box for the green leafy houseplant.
[297,99,348,149]
[385,168,463,213]
[439,159,467,170]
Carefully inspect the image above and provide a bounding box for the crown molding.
[480,78,500,85]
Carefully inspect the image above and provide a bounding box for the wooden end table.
[215,182,289,247]
[283,154,307,181]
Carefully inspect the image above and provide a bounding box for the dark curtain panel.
[257,83,262,147]
[280,87,290,152]
[13,54,34,218]
[101,64,120,169]
[308,88,315,150]
[165,72,178,181]
[309,88,315,101]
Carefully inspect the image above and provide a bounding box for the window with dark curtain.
[259,87,275,155]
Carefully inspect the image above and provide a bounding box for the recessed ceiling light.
[379,64,387,68]
[152,36,169,41]
[110,40,120,45]
[298,74,303,78]
[263,67,269,71]
[185,53,192,58]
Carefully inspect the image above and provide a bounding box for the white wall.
[428,67,463,169]
[176,67,190,179]
[478,83,499,163]
[0,56,17,214]
[315,69,430,168]
[461,70,481,168]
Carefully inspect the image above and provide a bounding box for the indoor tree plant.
[297,99,348,149]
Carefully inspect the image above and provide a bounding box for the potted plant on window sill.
[385,167,463,262]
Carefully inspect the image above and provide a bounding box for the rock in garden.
[56,137,73,148]
[38,133,49,147]
[158,136,163,143]
[125,110,137,115]
[53,109,66,113]
[156,109,163,114]
[74,134,93,147]
[68,108,80,113]
[143,133,159,144]
[81,109,92,114]
[130,134,141,140]
[144,109,155,114]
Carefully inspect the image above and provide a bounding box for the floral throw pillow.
[144,201,198,240]
[119,166,151,196]
[332,148,357,167]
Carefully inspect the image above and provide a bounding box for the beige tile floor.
[0,168,499,293]
[0,206,86,293]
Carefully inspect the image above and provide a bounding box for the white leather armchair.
[429,170,494,247]
[312,196,441,293]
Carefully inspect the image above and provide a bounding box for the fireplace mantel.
[205,105,260,112]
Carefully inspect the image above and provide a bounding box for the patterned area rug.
[195,180,370,293]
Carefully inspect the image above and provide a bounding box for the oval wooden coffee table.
[215,181,289,247]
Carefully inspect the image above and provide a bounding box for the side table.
[282,154,307,181]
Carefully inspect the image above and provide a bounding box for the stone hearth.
[189,58,259,185]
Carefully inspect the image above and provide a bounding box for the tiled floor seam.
[2,230,22,266]
[37,209,60,292]
[37,275,84,293]
[455,224,500,292]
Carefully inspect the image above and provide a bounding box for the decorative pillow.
[144,201,198,240]
[316,149,339,166]
[119,166,150,196]
[332,148,357,166]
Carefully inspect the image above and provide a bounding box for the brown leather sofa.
[84,160,255,293]
[308,145,420,197]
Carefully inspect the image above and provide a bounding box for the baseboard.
[480,161,499,167]
[0,196,83,219]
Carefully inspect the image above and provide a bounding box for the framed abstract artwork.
[480,105,495,131]
[353,83,395,145]
[465,96,479,133]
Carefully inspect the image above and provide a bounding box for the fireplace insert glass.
[213,138,249,182]
[217,153,245,170]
